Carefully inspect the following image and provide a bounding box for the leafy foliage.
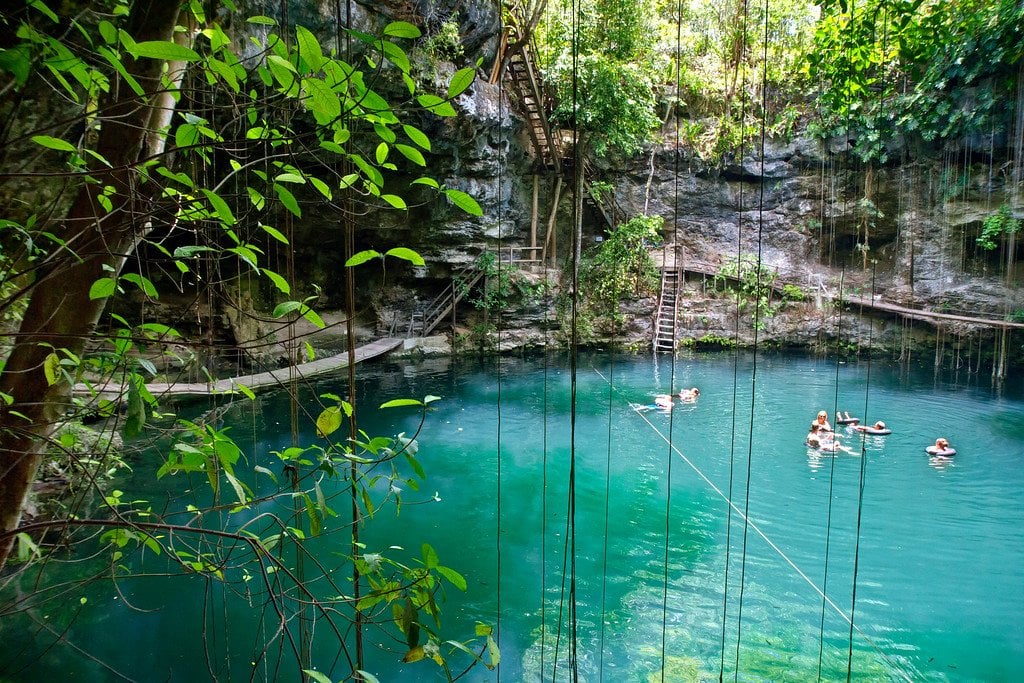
[538,0,663,156]
[0,0,492,678]
[807,0,1024,162]
[576,214,662,332]
[714,254,779,330]
[977,204,1022,251]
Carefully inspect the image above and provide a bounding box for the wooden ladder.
[653,268,681,353]
[503,40,561,170]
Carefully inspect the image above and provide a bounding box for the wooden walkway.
[654,252,1024,332]
[77,338,403,398]
[841,295,1024,330]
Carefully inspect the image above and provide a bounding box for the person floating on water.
[678,387,699,402]
[853,420,891,435]
[811,411,832,432]
[807,423,854,454]
[835,411,860,425]
[654,394,674,410]
[926,438,956,457]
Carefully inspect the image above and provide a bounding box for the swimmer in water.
[678,387,700,402]
[811,410,832,433]
[853,420,888,433]
[926,438,955,457]
[807,423,853,453]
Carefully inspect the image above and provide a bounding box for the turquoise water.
[2,351,1023,681]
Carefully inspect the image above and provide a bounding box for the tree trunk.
[0,0,183,571]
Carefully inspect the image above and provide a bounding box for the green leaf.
[416,94,456,117]
[31,135,76,153]
[121,273,158,298]
[123,380,146,438]
[395,144,426,167]
[375,142,389,165]
[294,25,324,71]
[88,277,118,300]
[373,123,396,144]
[175,123,199,150]
[309,176,332,200]
[260,223,289,244]
[421,543,439,569]
[379,40,410,73]
[383,21,422,39]
[381,194,406,210]
[29,0,58,22]
[355,672,381,683]
[411,176,439,189]
[224,469,249,506]
[262,268,290,294]
[436,565,467,590]
[444,189,482,216]
[0,45,32,86]
[301,305,325,329]
[274,184,302,217]
[316,405,343,438]
[98,21,117,45]
[303,77,340,122]
[486,634,500,667]
[379,398,422,409]
[233,382,256,400]
[267,54,298,94]
[402,646,425,663]
[351,154,384,188]
[447,67,475,98]
[385,247,424,265]
[201,189,236,225]
[423,394,441,404]
[303,494,322,536]
[131,41,201,62]
[207,57,239,92]
[43,353,61,386]
[272,301,301,317]
[155,166,195,189]
[246,15,277,25]
[301,670,333,683]
[345,250,382,267]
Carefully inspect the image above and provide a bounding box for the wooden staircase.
[582,177,624,230]
[499,5,561,171]
[504,47,561,170]
[410,264,485,337]
[653,268,681,353]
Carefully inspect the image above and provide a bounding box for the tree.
[807,0,1024,162]
[0,0,491,677]
[538,0,662,157]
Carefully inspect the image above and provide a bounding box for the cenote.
[2,351,1023,681]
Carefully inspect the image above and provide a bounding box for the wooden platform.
[654,255,1024,332]
[76,338,403,398]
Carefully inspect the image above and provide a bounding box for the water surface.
[2,351,1022,682]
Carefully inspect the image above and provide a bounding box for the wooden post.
[542,176,563,266]
[530,174,539,250]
